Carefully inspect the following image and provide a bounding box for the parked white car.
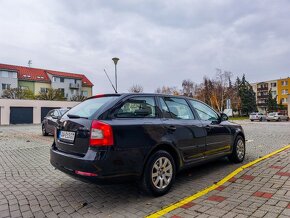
[249,112,266,121]
[266,112,289,122]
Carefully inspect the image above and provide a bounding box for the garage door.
[41,107,59,122]
[10,107,33,124]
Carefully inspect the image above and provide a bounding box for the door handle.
[166,125,176,131]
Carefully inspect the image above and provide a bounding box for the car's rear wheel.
[250,120,253,122]
[141,150,175,196]
[228,135,245,163]
[42,124,48,136]
[259,117,262,122]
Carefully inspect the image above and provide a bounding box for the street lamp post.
[112,57,119,93]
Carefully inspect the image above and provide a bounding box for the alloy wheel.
[236,139,245,160]
[151,157,173,189]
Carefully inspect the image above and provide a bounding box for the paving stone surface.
[165,145,290,218]
[0,121,289,217]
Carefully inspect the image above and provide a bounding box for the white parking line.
[246,140,254,143]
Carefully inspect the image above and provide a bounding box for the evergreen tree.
[237,74,257,115]
[267,90,277,112]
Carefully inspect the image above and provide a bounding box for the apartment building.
[0,63,93,100]
[251,77,289,113]
[0,69,18,95]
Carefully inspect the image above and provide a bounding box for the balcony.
[257,94,268,99]
[69,83,80,89]
[257,87,268,91]
[257,102,267,107]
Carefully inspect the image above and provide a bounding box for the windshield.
[66,96,118,118]
[250,113,257,115]
[268,113,275,116]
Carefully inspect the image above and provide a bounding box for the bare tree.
[182,79,195,97]
[155,86,180,95]
[129,84,144,93]
[1,88,34,99]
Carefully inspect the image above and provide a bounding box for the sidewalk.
[164,147,290,218]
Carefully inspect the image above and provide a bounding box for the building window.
[59,88,65,97]
[60,78,64,83]
[271,82,276,87]
[1,71,8,78]
[282,81,288,86]
[82,91,88,97]
[282,98,287,103]
[40,88,48,93]
[282,89,288,95]
[12,72,17,78]
[53,77,57,82]
[271,91,276,97]
[2,83,11,90]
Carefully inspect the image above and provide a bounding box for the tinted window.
[163,97,194,120]
[47,110,54,117]
[59,109,68,115]
[115,97,157,118]
[53,110,59,117]
[67,96,118,118]
[159,98,172,118]
[189,100,219,121]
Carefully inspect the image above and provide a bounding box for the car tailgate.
[55,118,92,156]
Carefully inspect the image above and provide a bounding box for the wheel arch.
[142,143,182,175]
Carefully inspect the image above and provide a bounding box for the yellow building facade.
[277,77,290,106]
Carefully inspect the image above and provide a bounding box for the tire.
[228,135,245,163]
[277,118,281,122]
[42,124,48,136]
[259,117,262,122]
[140,150,176,196]
[250,120,253,122]
[287,117,289,121]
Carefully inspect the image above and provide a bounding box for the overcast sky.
[1,0,290,94]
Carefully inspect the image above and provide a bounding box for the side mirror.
[220,113,229,121]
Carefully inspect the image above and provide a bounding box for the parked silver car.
[249,112,266,121]
[266,112,289,122]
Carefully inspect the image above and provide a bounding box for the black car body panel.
[50,93,245,184]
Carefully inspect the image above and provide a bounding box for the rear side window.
[115,97,157,118]
[67,96,118,118]
[189,100,219,121]
[163,97,194,120]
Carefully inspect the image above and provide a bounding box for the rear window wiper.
[67,114,88,119]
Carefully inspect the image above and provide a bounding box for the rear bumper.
[50,145,144,184]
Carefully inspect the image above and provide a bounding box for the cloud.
[1,0,290,93]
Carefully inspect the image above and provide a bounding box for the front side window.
[163,97,194,120]
[60,78,64,83]
[189,100,219,121]
[115,97,157,118]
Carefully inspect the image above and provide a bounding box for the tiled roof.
[0,63,50,82]
[0,63,93,87]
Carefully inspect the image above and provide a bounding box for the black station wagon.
[50,93,246,196]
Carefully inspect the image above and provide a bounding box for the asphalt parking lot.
[0,121,290,218]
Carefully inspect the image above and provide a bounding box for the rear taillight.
[90,120,114,146]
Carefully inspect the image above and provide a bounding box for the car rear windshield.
[250,113,257,115]
[66,96,119,118]
[269,113,275,116]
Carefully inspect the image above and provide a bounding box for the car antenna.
[103,69,117,93]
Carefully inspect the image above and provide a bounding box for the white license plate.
[59,131,75,142]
